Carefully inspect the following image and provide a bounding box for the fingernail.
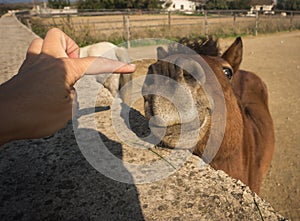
[114,63,136,73]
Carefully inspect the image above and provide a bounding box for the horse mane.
[165,36,220,57]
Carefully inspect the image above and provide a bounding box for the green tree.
[48,0,70,9]
[142,0,161,9]
[114,0,127,8]
[76,0,161,9]
[76,0,102,9]
[228,0,251,9]
[205,0,229,9]
[276,0,300,10]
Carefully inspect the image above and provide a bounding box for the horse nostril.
[144,97,155,117]
[207,95,214,112]
[207,107,213,115]
[142,75,155,94]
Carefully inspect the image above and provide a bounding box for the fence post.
[168,11,171,29]
[204,11,208,38]
[26,18,32,30]
[233,13,236,33]
[290,11,294,31]
[125,14,131,48]
[233,13,236,24]
[123,14,126,37]
[255,10,258,36]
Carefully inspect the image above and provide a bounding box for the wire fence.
[16,9,300,47]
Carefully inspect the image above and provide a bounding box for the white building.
[163,0,197,12]
[250,0,276,14]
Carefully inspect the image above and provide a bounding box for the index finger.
[64,56,136,85]
[41,28,79,58]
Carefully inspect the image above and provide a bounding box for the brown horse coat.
[196,38,274,193]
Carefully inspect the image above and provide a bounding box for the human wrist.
[0,82,22,145]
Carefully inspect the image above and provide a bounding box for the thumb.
[67,56,136,84]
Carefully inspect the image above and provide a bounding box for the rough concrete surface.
[0,15,286,220]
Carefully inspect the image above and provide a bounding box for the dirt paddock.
[130,31,300,220]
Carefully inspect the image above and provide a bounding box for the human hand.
[0,28,135,145]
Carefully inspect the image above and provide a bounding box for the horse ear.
[221,37,243,73]
[157,46,168,60]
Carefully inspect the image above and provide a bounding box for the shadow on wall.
[0,118,144,220]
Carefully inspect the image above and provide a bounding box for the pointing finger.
[84,57,136,75]
[65,56,136,85]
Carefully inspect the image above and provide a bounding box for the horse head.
[142,37,274,193]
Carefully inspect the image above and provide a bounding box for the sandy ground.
[130,31,300,220]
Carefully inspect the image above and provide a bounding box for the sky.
[0,0,43,3]
[0,0,26,2]
[0,0,76,3]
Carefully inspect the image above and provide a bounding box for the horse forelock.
[164,36,220,58]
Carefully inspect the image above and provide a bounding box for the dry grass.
[28,14,300,46]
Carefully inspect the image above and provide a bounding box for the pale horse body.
[80,42,132,104]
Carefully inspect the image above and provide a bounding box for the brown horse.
[142,37,275,194]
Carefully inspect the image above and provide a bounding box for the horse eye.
[223,68,233,80]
